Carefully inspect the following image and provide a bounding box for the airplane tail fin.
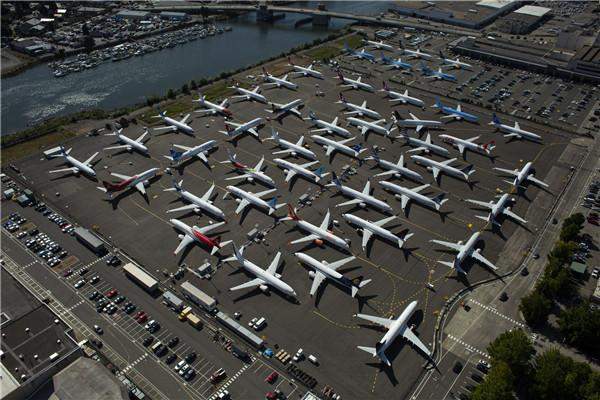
[314,166,327,178]
[482,140,496,154]
[461,164,476,176]
[164,178,183,192]
[338,92,347,103]
[491,113,501,125]
[432,193,448,209]
[100,180,120,193]
[337,70,344,81]
[439,50,445,59]
[287,204,300,221]
[433,97,442,109]
[270,127,280,141]
[382,80,389,92]
[352,278,372,298]
[169,148,183,162]
[329,172,342,188]
[308,110,317,120]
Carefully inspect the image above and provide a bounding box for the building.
[496,5,551,34]
[115,10,150,21]
[76,6,105,16]
[568,45,600,79]
[569,261,587,277]
[10,38,54,56]
[557,26,599,51]
[160,11,189,21]
[51,358,128,400]
[74,227,106,255]
[216,311,264,349]
[592,279,600,304]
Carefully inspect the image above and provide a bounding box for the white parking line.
[446,335,490,359]
[468,299,526,328]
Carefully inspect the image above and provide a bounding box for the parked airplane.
[283,206,350,250]
[221,150,275,187]
[343,213,413,251]
[432,98,479,123]
[411,155,475,182]
[220,117,263,139]
[438,134,495,157]
[103,128,149,155]
[152,111,194,135]
[192,94,232,117]
[392,110,442,133]
[223,244,297,297]
[305,111,351,138]
[380,53,412,71]
[336,71,375,92]
[355,300,432,366]
[287,57,324,79]
[337,93,382,119]
[379,182,448,213]
[380,82,425,107]
[365,152,423,182]
[489,114,542,142]
[228,84,268,103]
[266,99,304,120]
[397,132,450,157]
[294,252,370,297]
[328,173,394,213]
[164,140,217,166]
[311,135,366,159]
[439,51,472,70]
[223,186,284,215]
[493,162,548,190]
[261,68,298,90]
[164,180,225,219]
[347,117,396,138]
[266,128,317,160]
[344,44,376,62]
[273,158,328,184]
[363,39,394,51]
[420,63,457,82]
[400,45,433,60]
[466,193,527,226]
[171,219,230,256]
[48,147,98,178]
[430,231,497,274]
[97,167,159,198]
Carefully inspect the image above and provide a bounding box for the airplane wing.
[527,175,548,188]
[503,209,527,224]
[360,126,369,136]
[471,250,498,271]
[84,152,99,166]
[180,114,191,124]
[336,198,363,208]
[166,204,197,214]
[273,148,293,155]
[319,210,331,230]
[362,180,371,195]
[441,113,460,119]
[325,145,335,157]
[247,128,259,137]
[412,184,429,193]
[49,167,78,174]
[104,145,130,151]
[310,127,329,133]
[466,199,493,209]
[196,152,208,163]
[327,255,356,271]
[301,160,319,169]
[266,252,281,275]
[224,120,241,127]
[289,108,302,117]
[431,167,441,180]
[202,184,215,202]
[111,172,131,180]
[285,170,297,183]
[195,221,225,235]
[440,158,456,166]
[230,278,265,292]
[309,272,327,296]
[355,313,393,329]
[401,327,431,357]
[407,146,426,153]
[431,239,463,251]
[374,216,396,227]
[361,229,373,249]
[290,234,319,245]
[255,157,265,171]
[504,133,522,139]
[174,234,194,255]
[255,188,277,198]
[135,182,146,195]
[400,194,410,210]
[235,199,250,214]
[375,170,396,177]
[173,144,192,151]
[135,130,149,142]
[225,174,251,181]
[494,167,518,176]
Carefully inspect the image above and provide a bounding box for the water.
[1,2,391,135]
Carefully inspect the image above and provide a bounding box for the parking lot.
[3,26,597,399]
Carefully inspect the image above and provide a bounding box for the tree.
[190,80,197,90]
[557,302,600,356]
[167,88,176,99]
[181,83,190,95]
[532,349,594,400]
[83,35,94,53]
[519,290,552,326]
[560,223,581,243]
[487,329,534,378]
[82,23,89,36]
[471,361,515,400]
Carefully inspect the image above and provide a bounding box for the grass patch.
[1,129,76,166]
[306,33,361,61]
[203,80,235,102]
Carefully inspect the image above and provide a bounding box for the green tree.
[181,83,190,95]
[560,223,580,242]
[558,302,600,356]
[487,329,534,378]
[82,23,89,36]
[190,80,197,90]
[167,88,176,99]
[519,290,552,326]
[471,361,515,400]
[532,349,594,400]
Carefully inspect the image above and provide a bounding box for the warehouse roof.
[476,0,516,9]
[515,5,551,17]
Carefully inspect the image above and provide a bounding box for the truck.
[181,281,217,311]
[187,313,203,330]
[179,306,192,321]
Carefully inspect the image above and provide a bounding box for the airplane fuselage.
[384,90,425,107]
[379,300,418,356]
[233,87,267,103]
[226,186,275,213]
[373,158,423,182]
[401,135,450,157]
[379,181,439,210]
[107,168,158,193]
[294,219,349,249]
[239,258,296,297]
[411,155,469,181]
[292,65,323,79]
[310,119,351,138]
[439,134,490,155]
[494,122,541,141]
[65,155,96,177]
[312,135,361,158]
[163,116,194,134]
[343,213,399,245]
[337,185,393,213]
[273,159,321,183]
[294,252,353,287]
[227,118,263,137]
[117,134,148,154]
[171,140,217,164]
[175,189,225,219]
[341,102,381,119]
[347,117,392,136]
[274,138,316,160]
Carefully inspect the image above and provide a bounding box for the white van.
[253,317,266,331]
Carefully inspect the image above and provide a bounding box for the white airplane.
[439,51,472,70]
[48,146,98,178]
[432,98,479,123]
[221,150,275,187]
[193,94,232,117]
[380,82,425,107]
[103,128,149,155]
[223,244,297,297]
[266,99,303,120]
[419,63,457,82]
[97,167,159,198]
[493,162,548,190]
[152,111,194,136]
[220,117,263,139]
[343,213,413,251]
[223,186,284,216]
[411,155,475,182]
[344,44,376,62]
[287,58,323,79]
[304,111,351,138]
[355,300,432,366]
[282,206,350,250]
[229,84,268,103]
[379,182,448,213]
[261,68,298,90]
[347,117,396,139]
[400,46,433,60]
[392,110,442,134]
[430,231,498,274]
[336,71,375,92]
[311,135,366,160]
[164,180,225,219]
[328,173,394,214]
[294,252,370,297]
[490,114,542,142]
[397,132,450,157]
[171,219,231,256]
[466,193,527,227]
[266,128,317,160]
[273,158,328,185]
[438,134,496,157]
[164,140,217,166]
[364,152,423,182]
[363,39,394,51]
[336,93,382,119]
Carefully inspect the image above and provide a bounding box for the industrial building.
[496,5,551,34]
[216,311,264,349]
[159,11,189,21]
[122,262,159,293]
[51,358,128,400]
[73,227,106,255]
[114,10,151,21]
[568,45,600,78]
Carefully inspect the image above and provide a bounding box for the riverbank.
[0,49,37,78]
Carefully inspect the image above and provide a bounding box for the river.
[1,2,392,136]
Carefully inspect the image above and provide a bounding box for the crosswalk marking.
[468,299,526,328]
[447,334,490,359]
[207,360,253,400]
[123,353,149,373]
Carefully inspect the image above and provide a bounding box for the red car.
[105,289,118,298]
[265,392,278,400]
[265,371,278,384]
[136,313,147,324]
[62,269,73,277]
